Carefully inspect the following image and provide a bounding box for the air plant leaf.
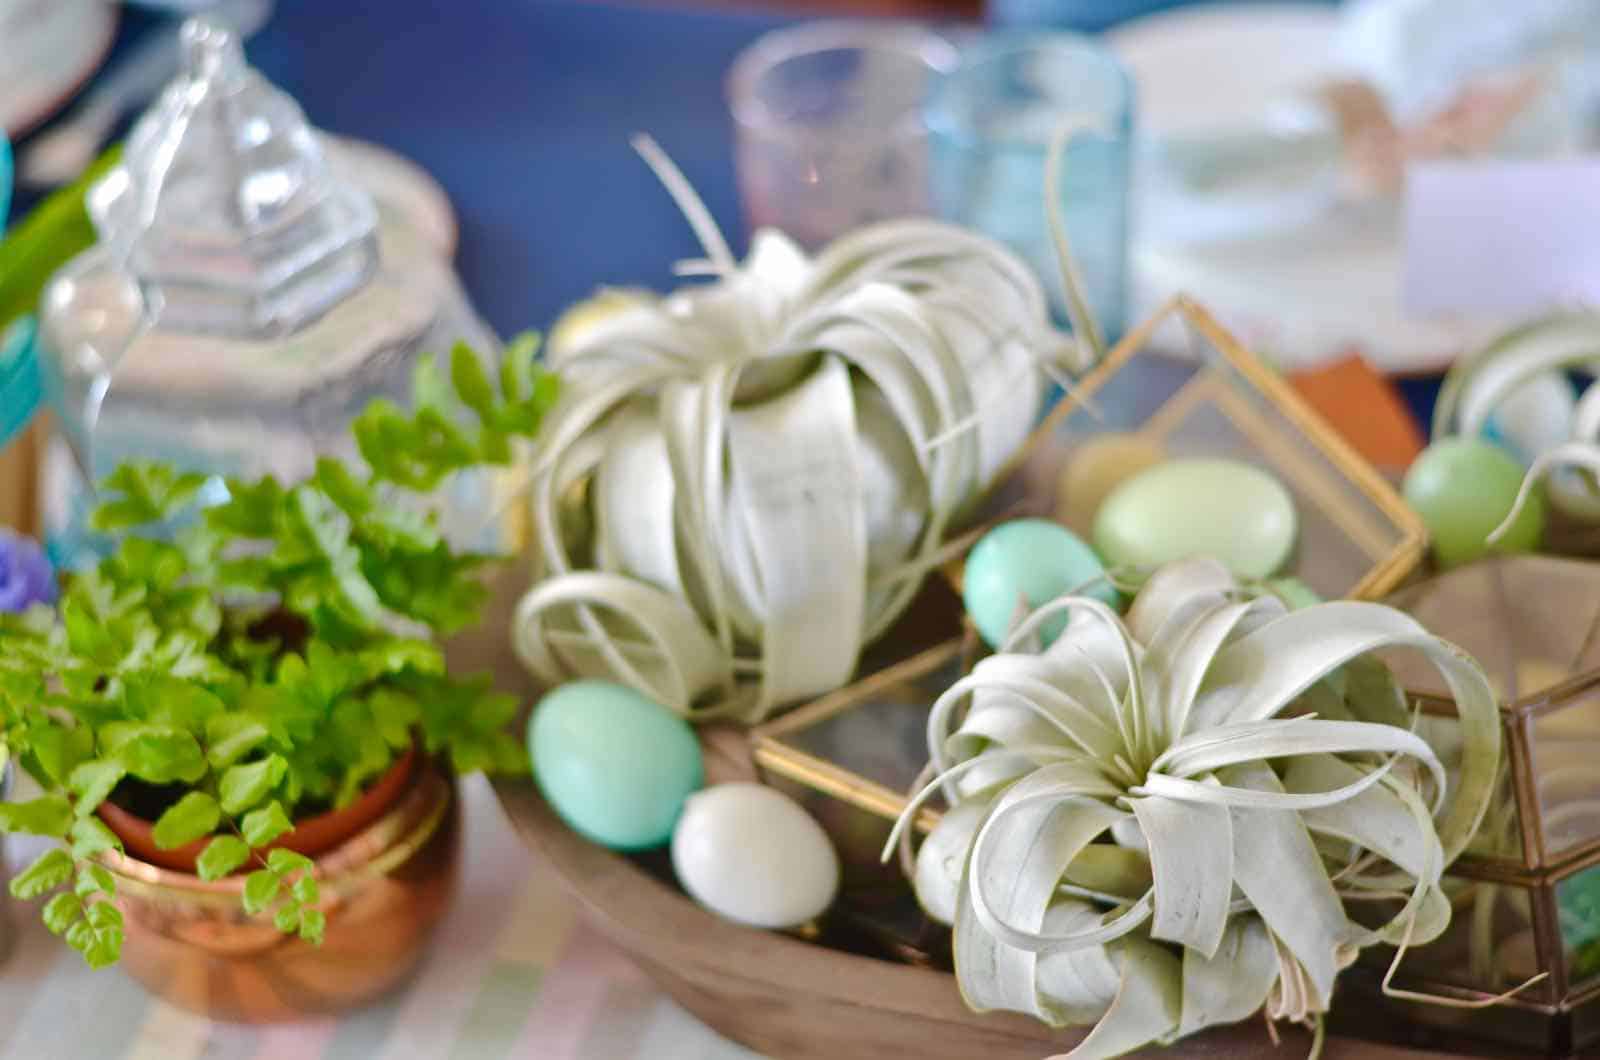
[890,557,1501,1057]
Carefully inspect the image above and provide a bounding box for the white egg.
[1487,372,1575,465]
[671,783,840,929]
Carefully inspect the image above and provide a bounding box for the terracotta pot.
[103,757,459,1022]
[98,745,419,874]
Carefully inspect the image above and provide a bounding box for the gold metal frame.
[984,296,1428,601]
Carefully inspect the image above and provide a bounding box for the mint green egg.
[1094,458,1297,581]
[529,680,703,851]
[1403,438,1544,569]
[963,518,1118,648]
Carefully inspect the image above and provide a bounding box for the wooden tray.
[494,775,1493,1060]
[465,571,1485,1059]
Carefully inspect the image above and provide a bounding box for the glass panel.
[1559,862,1600,992]
[1533,686,1600,860]
[986,304,1421,602]
[1386,555,1600,704]
[1367,877,1555,1006]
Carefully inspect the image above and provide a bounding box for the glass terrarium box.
[1352,554,1600,1056]
[967,295,1426,602]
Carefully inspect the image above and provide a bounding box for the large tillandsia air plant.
[885,558,1506,1058]
[1433,311,1600,521]
[513,137,1100,723]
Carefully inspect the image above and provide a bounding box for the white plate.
[0,0,118,137]
[1107,2,1343,142]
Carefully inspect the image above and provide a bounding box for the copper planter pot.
[103,759,460,1022]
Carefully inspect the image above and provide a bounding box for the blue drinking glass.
[927,34,1134,342]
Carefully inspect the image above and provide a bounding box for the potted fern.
[0,336,556,1020]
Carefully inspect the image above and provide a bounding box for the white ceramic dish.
[0,0,118,137]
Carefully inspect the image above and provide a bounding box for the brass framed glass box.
[1356,554,1600,1056]
[972,296,1427,602]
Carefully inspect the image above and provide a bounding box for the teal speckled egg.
[963,518,1118,648]
[1094,458,1297,580]
[1403,438,1544,569]
[529,680,703,851]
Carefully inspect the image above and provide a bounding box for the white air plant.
[1434,311,1600,518]
[513,136,1097,722]
[885,558,1505,1059]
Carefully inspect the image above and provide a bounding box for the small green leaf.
[10,848,74,898]
[61,597,121,667]
[219,754,288,815]
[298,907,326,945]
[70,817,122,860]
[205,715,271,769]
[75,863,116,898]
[266,848,313,875]
[450,342,498,422]
[85,901,122,931]
[67,760,126,817]
[412,353,451,412]
[26,722,93,787]
[91,462,206,530]
[291,874,319,905]
[196,835,250,882]
[243,870,281,915]
[273,904,300,934]
[368,688,421,749]
[151,791,221,850]
[240,801,293,848]
[78,902,123,968]
[114,728,207,786]
[42,892,84,935]
[311,457,373,518]
[131,676,225,732]
[206,475,284,537]
[0,795,73,837]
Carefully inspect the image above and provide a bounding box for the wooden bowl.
[493,775,1486,1060]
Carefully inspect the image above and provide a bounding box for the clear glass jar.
[38,19,499,565]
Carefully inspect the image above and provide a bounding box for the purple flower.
[0,530,55,613]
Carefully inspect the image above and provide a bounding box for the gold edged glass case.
[1360,554,1600,1056]
[972,296,1426,601]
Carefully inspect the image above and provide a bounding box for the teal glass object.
[0,318,41,449]
[0,128,10,229]
[963,517,1118,648]
[529,680,705,851]
[1559,863,1600,986]
[927,35,1133,342]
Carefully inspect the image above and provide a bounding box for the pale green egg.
[1093,458,1297,581]
[1403,438,1543,569]
[963,518,1118,648]
[529,680,703,851]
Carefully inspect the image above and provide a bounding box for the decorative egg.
[1093,458,1297,580]
[671,783,840,929]
[1403,438,1544,569]
[1053,434,1166,536]
[1483,372,1576,466]
[529,680,703,851]
[963,518,1118,649]
[1266,576,1322,610]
